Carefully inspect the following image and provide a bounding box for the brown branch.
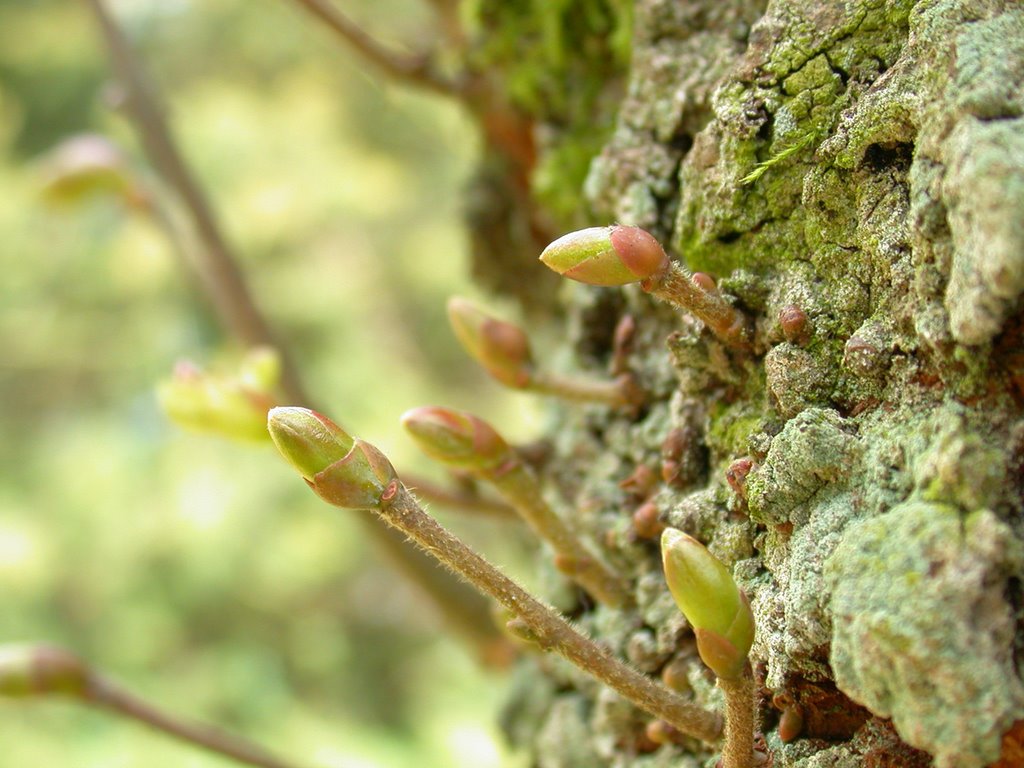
[82,0,509,666]
[285,0,461,96]
[81,0,311,406]
[718,667,756,768]
[0,645,306,768]
[377,483,723,743]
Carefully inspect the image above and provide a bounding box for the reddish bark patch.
[989,719,1024,768]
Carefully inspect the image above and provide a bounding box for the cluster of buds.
[158,348,281,442]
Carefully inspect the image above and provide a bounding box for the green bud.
[539,226,670,287]
[0,645,90,698]
[311,439,397,509]
[401,406,510,471]
[447,297,534,388]
[158,352,279,443]
[267,408,396,509]
[267,407,354,479]
[661,529,754,679]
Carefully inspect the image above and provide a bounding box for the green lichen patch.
[745,407,860,526]
[826,501,1024,767]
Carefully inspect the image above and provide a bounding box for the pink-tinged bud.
[401,406,510,471]
[778,705,804,742]
[447,297,534,388]
[39,134,144,209]
[0,645,91,698]
[311,440,397,509]
[158,350,280,443]
[691,273,717,292]
[267,407,354,481]
[661,529,754,679]
[539,226,670,287]
[267,408,396,510]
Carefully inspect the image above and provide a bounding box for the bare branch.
[81,0,509,666]
[286,0,461,96]
[81,0,311,405]
[0,645,306,768]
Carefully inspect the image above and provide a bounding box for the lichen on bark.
[489,0,1024,766]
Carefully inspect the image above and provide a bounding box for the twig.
[0,645,305,768]
[82,0,310,405]
[484,460,632,607]
[718,667,755,768]
[644,265,752,350]
[285,0,460,96]
[82,0,508,666]
[377,483,723,743]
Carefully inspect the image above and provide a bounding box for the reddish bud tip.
[539,226,670,287]
[632,500,665,540]
[401,406,510,471]
[691,272,718,292]
[778,305,810,344]
[726,457,755,497]
[447,297,534,388]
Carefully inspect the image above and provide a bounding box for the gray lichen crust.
[499,0,1024,766]
[826,502,1024,767]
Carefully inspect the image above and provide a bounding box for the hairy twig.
[377,483,722,742]
[285,0,460,96]
[268,408,722,741]
[719,667,756,768]
[0,645,305,768]
[402,407,632,608]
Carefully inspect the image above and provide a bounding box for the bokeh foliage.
[0,1,546,765]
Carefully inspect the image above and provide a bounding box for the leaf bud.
[539,226,670,287]
[39,134,145,209]
[267,408,396,509]
[447,297,534,388]
[158,350,279,442]
[0,645,91,698]
[401,406,510,471]
[660,529,754,679]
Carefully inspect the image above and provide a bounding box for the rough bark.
[483,1,1024,766]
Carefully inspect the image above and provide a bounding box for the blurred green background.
[0,0,548,765]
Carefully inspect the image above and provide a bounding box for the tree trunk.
[489,1,1024,766]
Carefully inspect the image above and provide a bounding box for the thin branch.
[0,645,306,768]
[82,0,311,406]
[285,0,461,96]
[92,680,302,768]
[377,483,723,743]
[718,667,756,768]
[82,0,509,666]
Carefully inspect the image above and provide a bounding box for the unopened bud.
[267,407,353,479]
[401,406,510,471]
[539,226,670,287]
[39,134,144,209]
[158,351,279,442]
[447,297,534,388]
[0,645,91,698]
[660,529,754,679]
[267,408,396,510]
